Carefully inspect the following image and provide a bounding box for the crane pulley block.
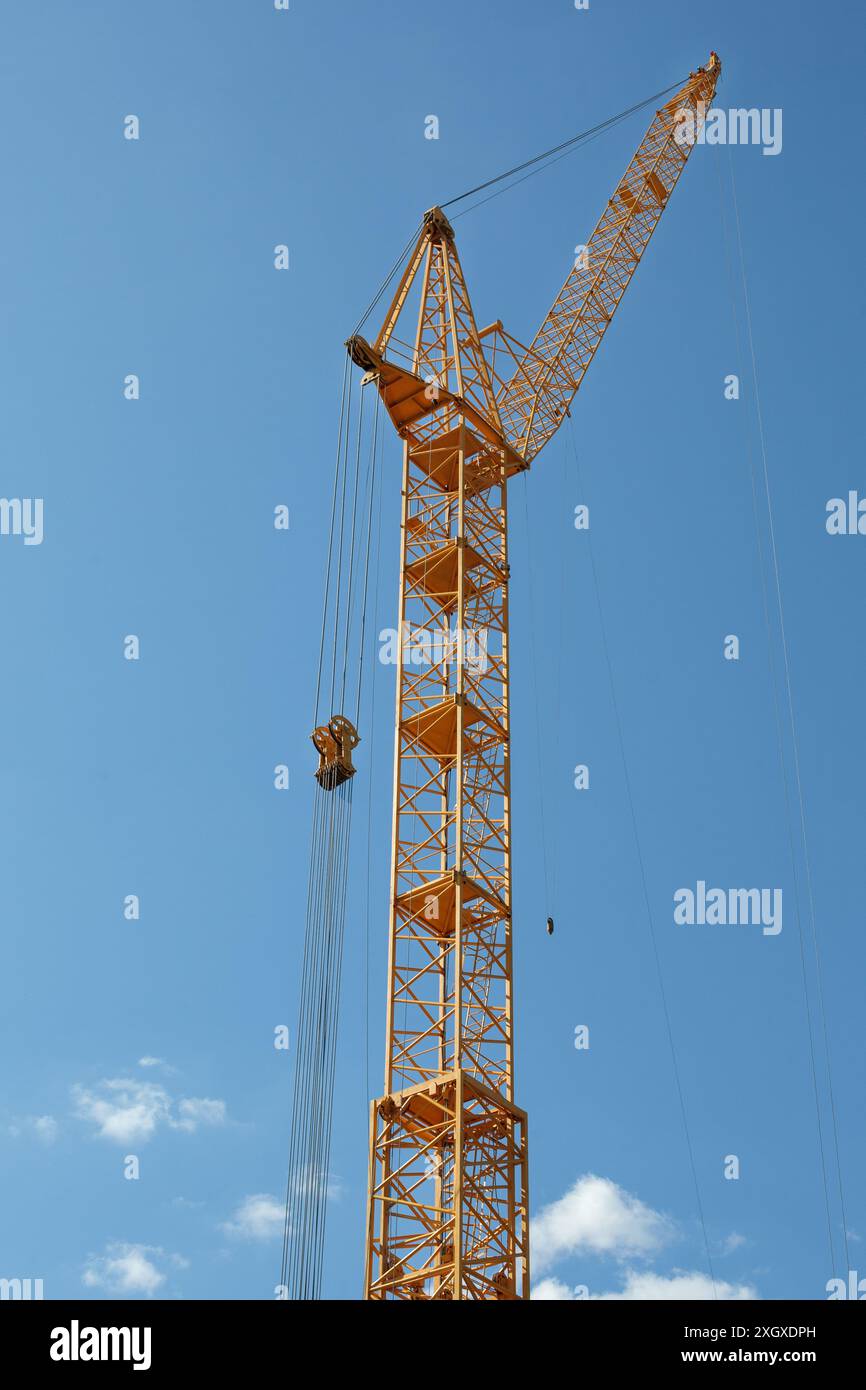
[311,713,360,790]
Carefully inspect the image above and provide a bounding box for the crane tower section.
[349,53,720,1301]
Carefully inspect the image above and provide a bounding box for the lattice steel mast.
[344,53,721,1301]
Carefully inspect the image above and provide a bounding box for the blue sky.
[1,0,863,1301]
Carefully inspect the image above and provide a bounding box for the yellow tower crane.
[325,51,721,1301]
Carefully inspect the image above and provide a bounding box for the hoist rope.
[307,780,354,1292]
[450,127,615,225]
[281,370,382,1299]
[287,793,349,1296]
[351,222,424,338]
[314,358,350,725]
[281,783,346,1296]
[354,393,382,730]
[327,379,356,713]
[338,386,368,714]
[441,74,690,211]
[716,147,849,1278]
[565,415,718,1297]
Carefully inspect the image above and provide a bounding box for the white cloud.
[602,1270,757,1300]
[532,1268,757,1300]
[532,1277,584,1300]
[531,1174,673,1274]
[217,1172,341,1243]
[72,1078,227,1145]
[175,1098,227,1131]
[221,1194,284,1242]
[137,1056,166,1069]
[73,1081,170,1144]
[9,1114,58,1144]
[530,1174,759,1301]
[82,1242,188,1297]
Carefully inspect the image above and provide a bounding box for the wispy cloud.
[72,1078,226,1145]
[292,1166,344,1203]
[9,1114,58,1144]
[82,1242,188,1297]
[220,1194,284,1242]
[175,1098,227,1131]
[719,1231,747,1257]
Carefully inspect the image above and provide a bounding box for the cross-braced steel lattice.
[348,54,720,1301]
